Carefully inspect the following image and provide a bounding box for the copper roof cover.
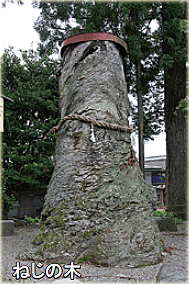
[60,33,127,58]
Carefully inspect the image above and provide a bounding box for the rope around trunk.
[51,113,133,134]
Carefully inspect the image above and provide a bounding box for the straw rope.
[51,113,133,134]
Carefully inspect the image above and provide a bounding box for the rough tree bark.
[164,64,187,220]
[31,35,163,266]
[162,3,187,221]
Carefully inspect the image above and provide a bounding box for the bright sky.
[0,0,166,158]
[0,1,40,53]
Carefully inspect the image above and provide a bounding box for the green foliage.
[162,54,174,69]
[174,98,187,117]
[24,215,41,225]
[166,211,184,224]
[2,173,19,218]
[2,188,17,218]
[174,217,184,225]
[166,211,177,218]
[161,2,186,72]
[153,210,184,224]
[2,48,61,203]
[153,210,165,217]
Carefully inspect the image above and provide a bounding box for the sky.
[0,0,166,158]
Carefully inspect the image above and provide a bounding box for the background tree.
[33,1,164,176]
[116,2,163,176]
[160,2,187,220]
[2,48,61,217]
[32,1,74,56]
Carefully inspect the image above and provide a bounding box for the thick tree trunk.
[164,64,187,220]
[162,3,187,220]
[31,37,163,266]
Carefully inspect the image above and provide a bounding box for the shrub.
[153,210,184,224]
[153,210,165,217]
[2,187,19,219]
[166,211,177,218]
[24,215,41,225]
[174,217,184,224]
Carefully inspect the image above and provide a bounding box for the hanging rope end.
[51,127,58,134]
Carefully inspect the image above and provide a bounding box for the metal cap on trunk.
[60,32,127,58]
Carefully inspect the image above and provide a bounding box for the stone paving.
[1,222,188,283]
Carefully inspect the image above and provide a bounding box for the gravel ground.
[1,222,188,283]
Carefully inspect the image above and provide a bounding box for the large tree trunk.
[31,36,163,266]
[164,64,187,220]
[162,3,187,220]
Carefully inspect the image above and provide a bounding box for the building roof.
[145,155,166,172]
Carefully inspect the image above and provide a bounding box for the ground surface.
[1,222,188,283]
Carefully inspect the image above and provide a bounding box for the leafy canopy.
[2,48,61,209]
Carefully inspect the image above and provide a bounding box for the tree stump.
[33,33,164,267]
